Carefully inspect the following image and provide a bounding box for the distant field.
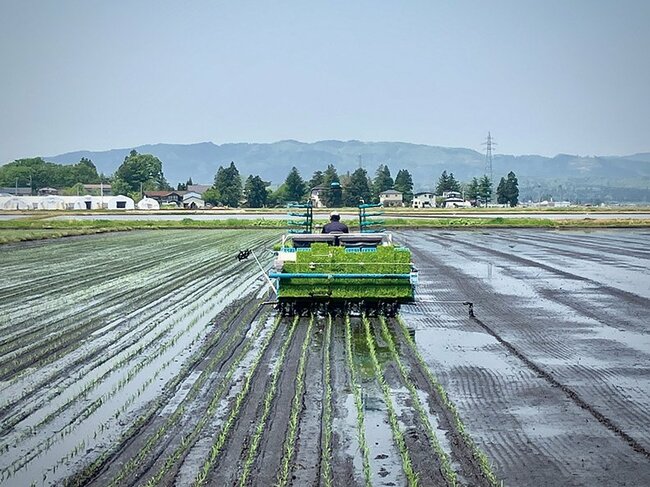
[2,213,650,244]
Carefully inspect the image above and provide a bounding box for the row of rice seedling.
[0,230,266,339]
[1,274,251,480]
[2,269,239,437]
[71,307,273,487]
[0,236,241,361]
[321,315,334,487]
[344,315,372,487]
[1,233,268,402]
[378,316,458,486]
[124,306,273,486]
[0,231,279,486]
[362,316,418,486]
[193,315,293,486]
[396,316,501,486]
[0,246,229,378]
[0,230,214,319]
[0,248,244,416]
[276,314,316,486]
[237,315,303,487]
[44,270,267,482]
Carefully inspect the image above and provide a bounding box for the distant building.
[0,187,31,196]
[37,187,59,196]
[0,195,134,210]
[137,197,160,210]
[82,184,113,196]
[379,189,403,207]
[144,191,185,207]
[310,185,327,208]
[441,191,470,208]
[187,184,211,196]
[412,192,435,208]
[183,191,205,209]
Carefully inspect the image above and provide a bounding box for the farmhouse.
[183,192,205,209]
[310,185,327,208]
[442,191,471,208]
[412,192,435,208]
[379,189,403,207]
[144,191,185,207]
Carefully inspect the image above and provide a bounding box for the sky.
[1,0,649,163]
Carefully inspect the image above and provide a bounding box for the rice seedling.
[378,317,457,486]
[344,315,372,487]
[396,316,500,486]
[238,315,301,486]
[192,314,288,487]
[276,314,315,487]
[362,316,418,486]
[321,315,334,487]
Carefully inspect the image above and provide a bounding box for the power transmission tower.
[482,132,496,203]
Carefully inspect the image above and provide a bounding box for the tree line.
[435,170,519,207]
[199,162,415,208]
[0,152,518,207]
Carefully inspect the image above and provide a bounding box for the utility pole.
[482,132,496,203]
[358,154,363,169]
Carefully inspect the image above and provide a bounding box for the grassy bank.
[1,216,649,244]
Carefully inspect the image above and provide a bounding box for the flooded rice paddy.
[0,229,648,486]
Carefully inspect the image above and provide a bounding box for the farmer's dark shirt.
[322,221,349,233]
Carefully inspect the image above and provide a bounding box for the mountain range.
[44,140,650,195]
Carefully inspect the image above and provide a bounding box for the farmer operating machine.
[268,202,418,316]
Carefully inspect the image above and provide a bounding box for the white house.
[379,189,403,207]
[183,191,205,209]
[442,191,471,208]
[137,197,160,210]
[310,185,326,208]
[412,192,435,208]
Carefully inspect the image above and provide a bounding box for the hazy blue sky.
[1,0,648,163]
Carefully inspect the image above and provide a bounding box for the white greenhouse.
[137,197,160,210]
[0,197,31,210]
[107,195,135,210]
[39,196,66,210]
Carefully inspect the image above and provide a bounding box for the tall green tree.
[478,175,493,207]
[244,175,268,208]
[372,164,393,201]
[496,177,508,205]
[283,167,306,202]
[343,167,372,206]
[321,164,342,207]
[213,161,243,207]
[435,170,461,194]
[394,169,414,204]
[435,171,449,195]
[177,177,194,191]
[504,171,519,207]
[465,177,480,202]
[308,170,325,190]
[113,150,169,196]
